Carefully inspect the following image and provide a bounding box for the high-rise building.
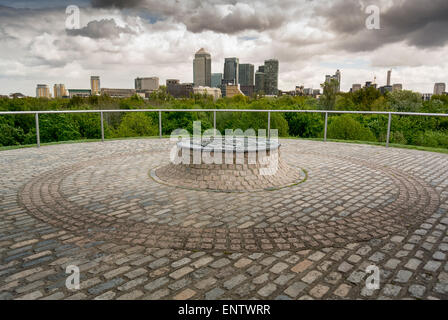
[255,71,265,94]
[325,70,341,92]
[392,84,403,92]
[434,83,446,95]
[90,76,100,95]
[387,70,392,86]
[238,64,254,86]
[224,58,239,85]
[166,79,194,98]
[211,73,223,88]
[193,48,211,87]
[351,84,362,92]
[53,84,67,98]
[135,77,159,92]
[36,84,51,98]
[264,59,279,96]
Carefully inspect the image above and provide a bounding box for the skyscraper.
[325,70,341,92]
[255,71,265,94]
[211,73,223,88]
[90,76,100,95]
[264,59,279,95]
[53,84,67,98]
[224,58,239,85]
[193,48,211,87]
[238,64,254,86]
[434,83,446,95]
[36,84,51,98]
[387,70,392,86]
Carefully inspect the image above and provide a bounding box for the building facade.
[225,85,244,98]
[392,84,403,92]
[193,48,211,87]
[240,85,255,97]
[90,76,100,95]
[53,84,67,98]
[135,77,159,92]
[238,64,254,86]
[255,71,265,94]
[264,59,279,96]
[100,88,135,98]
[211,73,223,88]
[68,89,91,98]
[36,84,51,98]
[434,83,446,95]
[166,79,194,98]
[193,86,222,100]
[351,84,362,92]
[224,58,239,85]
[325,70,341,92]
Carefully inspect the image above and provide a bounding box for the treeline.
[1,87,448,149]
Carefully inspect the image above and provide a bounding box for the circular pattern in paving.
[18,139,440,252]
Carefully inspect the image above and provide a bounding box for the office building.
[53,84,67,98]
[224,58,239,85]
[211,73,223,88]
[68,89,91,98]
[90,76,100,95]
[422,93,433,101]
[193,48,211,87]
[434,83,446,95]
[240,85,255,97]
[36,84,51,98]
[100,88,136,98]
[379,85,393,94]
[166,79,194,98]
[325,69,341,92]
[351,84,362,92]
[387,70,392,86]
[238,64,254,86]
[264,59,279,96]
[135,77,159,92]
[255,71,265,94]
[392,84,403,92]
[193,86,222,100]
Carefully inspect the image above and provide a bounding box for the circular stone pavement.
[1,139,448,300]
[15,139,442,251]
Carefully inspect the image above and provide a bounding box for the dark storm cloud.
[315,0,448,51]
[89,0,290,34]
[91,0,145,8]
[66,18,135,39]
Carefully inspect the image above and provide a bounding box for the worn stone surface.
[0,139,447,300]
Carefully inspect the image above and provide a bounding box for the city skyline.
[0,0,448,96]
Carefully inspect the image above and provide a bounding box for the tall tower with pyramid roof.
[193,48,211,87]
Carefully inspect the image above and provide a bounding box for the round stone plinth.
[153,137,304,192]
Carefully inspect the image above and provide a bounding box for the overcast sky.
[0,0,447,96]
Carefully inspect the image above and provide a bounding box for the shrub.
[327,115,376,141]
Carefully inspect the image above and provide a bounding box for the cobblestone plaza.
[1,139,447,300]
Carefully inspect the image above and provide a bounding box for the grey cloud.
[67,18,135,39]
[90,0,294,34]
[315,0,448,51]
[91,0,145,8]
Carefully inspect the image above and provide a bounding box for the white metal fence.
[1,109,447,148]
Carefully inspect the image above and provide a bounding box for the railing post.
[267,111,271,139]
[100,111,104,142]
[324,112,328,142]
[159,111,162,138]
[35,113,40,148]
[213,110,216,132]
[386,112,392,148]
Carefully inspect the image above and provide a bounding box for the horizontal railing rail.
[1,109,447,148]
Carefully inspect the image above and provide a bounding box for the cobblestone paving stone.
[0,139,447,300]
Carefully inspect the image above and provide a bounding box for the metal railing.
[1,109,447,148]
